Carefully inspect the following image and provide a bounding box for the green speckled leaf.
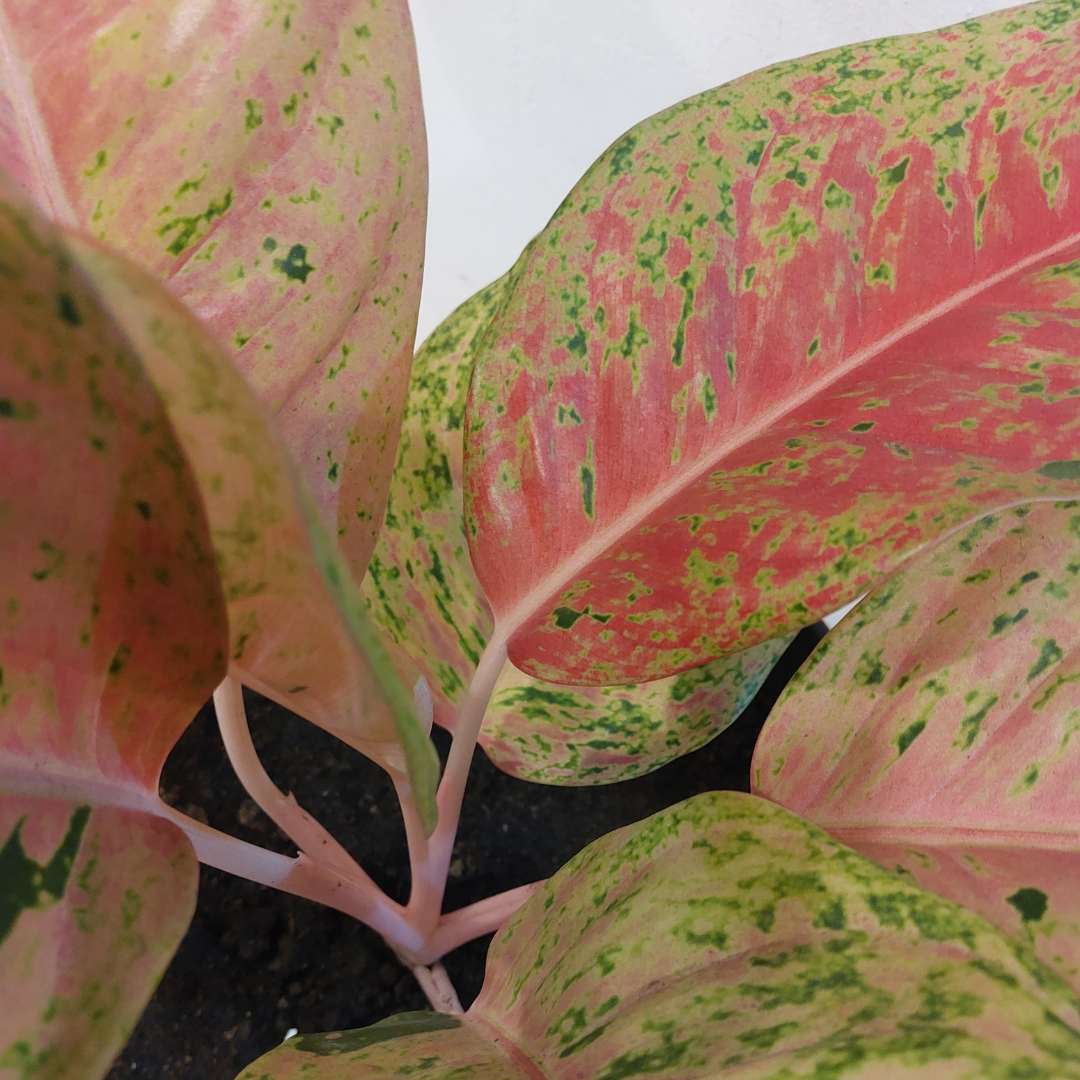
[465,2,1080,688]
[0,800,197,1080]
[238,791,1080,1079]
[362,280,507,718]
[755,499,1080,996]
[0,0,427,586]
[484,638,792,785]
[363,282,791,784]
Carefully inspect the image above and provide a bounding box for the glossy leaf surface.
[466,2,1080,686]
[0,0,427,582]
[0,799,197,1080]
[239,791,1080,1079]
[65,232,438,796]
[0,178,219,1075]
[755,500,1080,994]
[364,282,791,784]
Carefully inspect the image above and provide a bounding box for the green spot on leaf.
[897,718,926,755]
[158,188,233,257]
[1039,459,1080,481]
[1027,638,1064,682]
[244,98,263,133]
[57,293,81,327]
[83,150,107,178]
[881,156,910,185]
[1006,887,1048,924]
[0,806,90,945]
[273,244,316,283]
[990,609,1028,636]
[580,464,594,518]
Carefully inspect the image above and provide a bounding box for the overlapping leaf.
[0,0,427,583]
[0,176,222,1074]
[65,231,436,792]
[363,281,792,784]
[239,791,1080,1079]
[754,499,1080,995]
[466,2,1080,687]
[0,176,227,800]
[0,799,197,1080]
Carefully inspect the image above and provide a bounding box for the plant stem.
[427,881,544,959]
[395,772,432,911]
[213,675,376,886]
[159,802,427,957]
[408,962,464,1015]
[407,633,509,934]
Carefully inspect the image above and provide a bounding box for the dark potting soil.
[106,623,826,1080]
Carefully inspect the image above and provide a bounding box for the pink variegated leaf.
[0,0,426,583]
[0,800,197,1080]
[239,792,1080,1080]
[0,176,226,1073]
[363,281,793,784]
[65,231,438,802]
[465,2,1080,687]
[754,499,1080,995]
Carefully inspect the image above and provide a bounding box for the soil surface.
[106,624,825,1080]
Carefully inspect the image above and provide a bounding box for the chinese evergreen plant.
[4,1,1080,1077]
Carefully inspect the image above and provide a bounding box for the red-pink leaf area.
[0,177,221,1073]
[0,177,227,803]
[238,792,1080,1080]
[754,499,1080,995]
[0,798,197,1080]
[61,233,418,775]
[0,0,427,584]
[363,280,794,784]
[465,2,1080,687]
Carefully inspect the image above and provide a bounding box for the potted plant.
[4,1,1080,1077]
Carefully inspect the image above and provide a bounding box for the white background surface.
[409,0,1007,341]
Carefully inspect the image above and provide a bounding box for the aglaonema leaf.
[238,791,1080,1080]
[364,281,792,784]
[0,176,223,1073]
[0,800,197,1080]
[0,0,427,585]
[754,499,1080,996]
[64,230,439,810]
[465,3,1080,687]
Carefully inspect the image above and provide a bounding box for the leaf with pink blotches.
[0,799,197,1080]
[0,0,427,583]
[465,3,1080,689]
[754,498,1080,995]
[363,279,794,784]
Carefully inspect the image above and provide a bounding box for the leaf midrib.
[826,821,1080,851]
[494,228,1080,644]
[0,751,158,814]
